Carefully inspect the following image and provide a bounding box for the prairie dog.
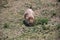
[24,8,35,25]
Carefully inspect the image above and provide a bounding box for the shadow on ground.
[23,20,34,27]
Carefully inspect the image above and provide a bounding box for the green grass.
[56,23,60,30]
[35,18,49,25]
[3,23,9,28]
[50,10,56,17]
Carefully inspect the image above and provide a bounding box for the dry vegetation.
[0,0,60,40]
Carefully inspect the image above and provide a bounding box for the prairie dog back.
[24,8,34,19]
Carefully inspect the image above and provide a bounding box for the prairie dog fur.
[24,8,35,26]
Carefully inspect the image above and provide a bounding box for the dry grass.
[0,0,60,40]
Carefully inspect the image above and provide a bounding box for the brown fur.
[24,8,35,26]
